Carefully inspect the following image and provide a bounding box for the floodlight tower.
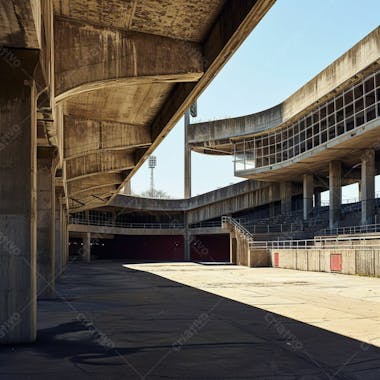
[148,155,157,197]
[184,101,197,199]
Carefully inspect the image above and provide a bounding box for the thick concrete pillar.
[361,150,375,225]
[0,53,39,343]
[37,157,55,299]
[83,232,91,263]
[183,211,191,261]
[184,233,192,261]
[60,206,69,270]
[62,218,69,266]
[314,189,321,208]
[280,182,292,214]
[229,232,237,264]
[303,174,314,220]
[55,194,64,276]
[329,161,342,229]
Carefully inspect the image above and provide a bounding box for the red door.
[330,254,342,272]
[274,252,279,267]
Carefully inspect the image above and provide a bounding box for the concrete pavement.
[0,261,379,379]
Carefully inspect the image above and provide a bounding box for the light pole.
[184,102,197,199]
[148,155,157,197]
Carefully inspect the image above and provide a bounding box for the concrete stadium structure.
[0,0,275,344]
[0,0,379,356]
[67,25,380,278]
[75,27,380,268]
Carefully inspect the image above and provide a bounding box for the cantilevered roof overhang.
[189,26,380,172]
[52,0,275,212]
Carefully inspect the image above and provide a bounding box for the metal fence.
[70,217,184,230]
[319,223,380,236]
[251,234,380,250]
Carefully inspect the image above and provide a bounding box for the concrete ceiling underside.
[50,0,275,212]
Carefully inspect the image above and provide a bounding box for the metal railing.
[190,220,222,228]
[240,222,304,234]
[252,234,380,250]
[70,217,184,229]
[222,216,256,248]
[319,223,380,236]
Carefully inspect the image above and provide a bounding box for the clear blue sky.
[131,0,380,200]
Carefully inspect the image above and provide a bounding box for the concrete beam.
[67,173,123,196]
[66,151,135,180]
[54,18,204,99]
[63,117,152,159]
[111,0,275,202]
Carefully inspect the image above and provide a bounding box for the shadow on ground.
[0,261,379,379]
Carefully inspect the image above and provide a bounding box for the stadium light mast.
[184,101,197,199]
[148,155,157,197]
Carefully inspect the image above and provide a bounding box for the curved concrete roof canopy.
[189,26,380,155]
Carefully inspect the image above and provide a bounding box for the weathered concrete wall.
[249,248,270,268]
[188,104,282,145]
[0,52,39,343]
[270,248,380,277]
[235,233,249,267]
[0,0,41,49]
[111,180,302,224]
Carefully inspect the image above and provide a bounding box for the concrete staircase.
[222,216,270,267]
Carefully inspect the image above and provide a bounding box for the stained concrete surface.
[0,261,380,379]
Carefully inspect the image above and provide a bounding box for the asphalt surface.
[0,261,379,379]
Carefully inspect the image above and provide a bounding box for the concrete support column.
[183,211,191,261]
[329,161,342,229]
[314,189,322,208]
[61,207,69,266]
[280,182,292,214]
[37,157,55,299]
[55,194,64,276]
[0,56,38,343]
[303,174,314,220]
[361,150,375,225]
[229,232,237,264]
[83,232,91,263]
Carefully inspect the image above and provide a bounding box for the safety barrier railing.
[239,223,304,234]
[69,217,184,229]
[222,216,256,248]
[319,223,380,236]
[190,220,222,228]
[251,234,380,250]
